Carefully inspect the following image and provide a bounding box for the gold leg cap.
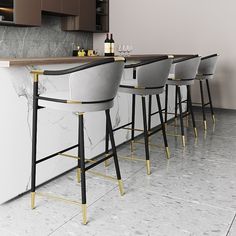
[31,192,35,210]
[118,179,125,196]
[212,115,216,123]
[77,168,81,183]
[182,136,186,147]
[146,160,151,175]
[165,147,170,159]
[194,127,198,138]
[82,204,87,225]
[204,120,207,130]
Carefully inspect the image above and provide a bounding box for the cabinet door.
[62,0,79,15]
[41,0,62,13]
[15,0,41,26]
[78,0,96,31]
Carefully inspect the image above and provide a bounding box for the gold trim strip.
[67,100,82,104]
[37,192,81,206]
[87,170,117,181]
[146,160,151,175]
[118,180,125,196]
[114,56,126,62]
[31,192,35,209]
[82,204,87,225]
[31,70,44,75]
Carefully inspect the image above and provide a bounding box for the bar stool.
[30,57,125,225]
[164,55,201,147]
[106,56,173,175]
[196,54,219,130]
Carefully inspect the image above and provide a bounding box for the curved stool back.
[196,54,219,128]
[69,61,124,102]
[198,54,219,80]
[174,56,201,82]
[136,57,173,88]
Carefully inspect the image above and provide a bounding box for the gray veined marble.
[0,15,93,58]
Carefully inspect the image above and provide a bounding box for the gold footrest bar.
[122,127,144,132]
[59,153,96,164]
[36,192,81,206]
[31,192,35,209]
[166,133,182,137]
[118,180,125,196]
[118,155,145,162]
[87,170,117,182]
[134,141,164,148]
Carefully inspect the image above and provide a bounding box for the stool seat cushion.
[119,79,164,95]
[39,91,114,113]
[166,78,194,86]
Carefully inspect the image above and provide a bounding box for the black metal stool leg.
[79,113,87,225]
[105,109,124,196]
[200,80,207,130]
[148,95,152,131]
[187,85,198,138]
[131,94,136,152]
[77,116,81,183]
[164,85,168,126]
[177,86,185,147]
[206,79,215,123]
[142,96,151,175]
[104,119,110,167]
[156,95,170,159]
[31,74,39,210]
[175,85,178,126]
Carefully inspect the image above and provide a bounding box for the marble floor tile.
[50,181,234,236]
[228,215,236,236]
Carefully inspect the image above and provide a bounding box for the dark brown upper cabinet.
[61,0,79,15]
[0,0,41,26]
[41,0,61,14]
[61,0,96,32]
[61,0,109,33]
[41,0,79,16]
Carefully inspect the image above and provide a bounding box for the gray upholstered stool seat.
[164,55,201,147]
[194,54,219,128]
[30,58,125,225]
[110,56,173,175]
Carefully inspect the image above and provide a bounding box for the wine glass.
[126,45,133,56]
[118,44,124,56]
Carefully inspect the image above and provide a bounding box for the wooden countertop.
[0,54,193,67]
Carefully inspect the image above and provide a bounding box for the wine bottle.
[104,33,110,56]
[110,33,115,56]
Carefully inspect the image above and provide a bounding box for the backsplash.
[0,15,93,58]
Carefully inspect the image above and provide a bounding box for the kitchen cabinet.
[0,0,41,26]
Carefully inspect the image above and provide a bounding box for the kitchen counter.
[0,54,185,204]
[0,54,192,67]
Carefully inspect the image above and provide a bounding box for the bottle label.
[110,43,115,54]
[104,43,110,54]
